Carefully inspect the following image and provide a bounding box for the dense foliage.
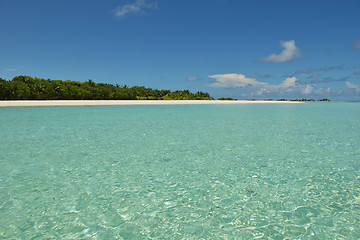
[0,76,213,100]
[218,97,237,100]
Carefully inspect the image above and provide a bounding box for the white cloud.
[346,81,360,93]
[300,84,314,94]
[113,0,158,18]
[208,73,267,88]
[279,77,297,88]
[271,77,314,95]
[352,39,360,49]
[260,40,300,63]
[257,76,317,96]
[255,77,297,92]
[208,73,321,97]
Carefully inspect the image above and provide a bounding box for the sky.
[1,0,360,100]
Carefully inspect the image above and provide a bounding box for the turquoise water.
[1,103,360,239]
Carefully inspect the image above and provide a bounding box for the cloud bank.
[346,81,360,93]
[260,40,300,63]
[304,76,350,84]
[113,0,158,18]
[208,73,267,88]
[255,77,322,96]
[208,73,321,96]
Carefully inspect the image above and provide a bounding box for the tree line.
[0,76,214,100]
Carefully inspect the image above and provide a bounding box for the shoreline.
[0,100,300,107]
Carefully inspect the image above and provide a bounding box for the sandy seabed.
[0,100,299,107]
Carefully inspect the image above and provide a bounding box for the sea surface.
[1,103,360,239]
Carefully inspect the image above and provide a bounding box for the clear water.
[1,103,360,239]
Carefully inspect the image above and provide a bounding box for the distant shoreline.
[0,100,301,107]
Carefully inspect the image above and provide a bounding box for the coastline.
[0,100,300,107]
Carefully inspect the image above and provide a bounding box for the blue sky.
[1,0,360,100]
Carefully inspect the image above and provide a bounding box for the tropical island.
[217,97,237,100]
[0,76,214,101]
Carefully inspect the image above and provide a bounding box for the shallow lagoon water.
[1,103,360,239]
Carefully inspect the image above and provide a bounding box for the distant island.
[218,97,237,100]
[0,76,214,101]
[247,98,330,102]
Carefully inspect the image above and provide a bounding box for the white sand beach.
[0,100,300,107]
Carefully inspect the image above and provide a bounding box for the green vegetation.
[218,97,237,100]
[0,76,214,100]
